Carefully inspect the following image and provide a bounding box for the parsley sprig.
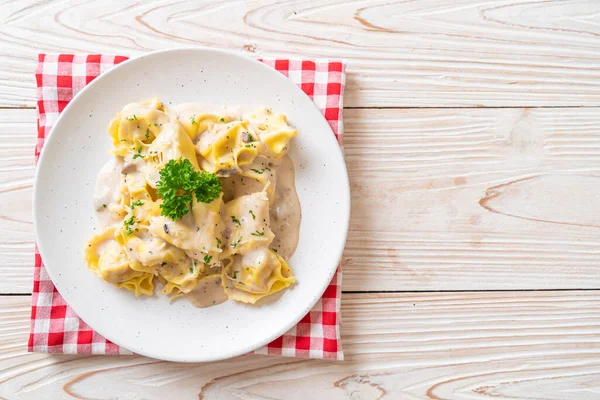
[231,216,241,226]
[156,158,222,221]
[130,200,144,209]
[133,147,144,159]
[123,215,137,235]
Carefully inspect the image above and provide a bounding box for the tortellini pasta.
[85,99,299,306]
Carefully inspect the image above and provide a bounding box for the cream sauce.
[221,174,266,202]
[269,156,301,260]
[186,275,228,308]
[93,156,124,228]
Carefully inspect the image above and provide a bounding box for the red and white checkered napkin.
[30,54,346,360]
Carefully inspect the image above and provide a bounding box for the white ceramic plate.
[34,48,350,362]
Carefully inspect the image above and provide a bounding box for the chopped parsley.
[127,114,137,121]
[102,204,107,208]
[232,270,238,279]
[156,158,222,220]
[190,116,197,125]
[219,117,225,122]
[231,238,241,249]
[251,230,265,237]
[145,129,150,139]
[161,262,167,266]
[231,216,241,226]
[245,144,252,148]
[203,255,212,264]
[249,210,256,220]
[130,200,144,209]
[250,168,264,174]
[133,147,144,159]
[123,215,136,235]
[272,248,278,253]
[216,237,222,247]
[189,267,194,274]
[247,133,254,141]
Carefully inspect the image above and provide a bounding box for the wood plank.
[0,292,599,399]
[1,0,600,108]
[2,107,600,293]
[343,107,600,291]
[0,109,36,294]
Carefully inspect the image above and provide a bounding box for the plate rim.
[33,46,350,362]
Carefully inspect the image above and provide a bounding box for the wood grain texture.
[0,109,36,294]
[2,0,600,107]
[0,292,599,399]
[343,107,600,291]
[2,107,600,293]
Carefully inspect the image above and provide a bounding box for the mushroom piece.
[216,168,239,178]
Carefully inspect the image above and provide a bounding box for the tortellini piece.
[221,191,275,257]
[222,249,295,304]
[196,121,260,173]
[243,108,297,159]
[85,227,148,294]
[149,196,224,261]
[108,98,168,157]
[144,120,199,188]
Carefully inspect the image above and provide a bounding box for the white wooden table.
[1,1,599,398]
